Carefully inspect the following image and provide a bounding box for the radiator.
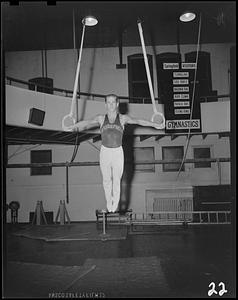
[151,197,193,220]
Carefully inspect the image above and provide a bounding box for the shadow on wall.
[119,102,136,212]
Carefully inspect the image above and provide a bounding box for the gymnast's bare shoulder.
[119,114,134,126]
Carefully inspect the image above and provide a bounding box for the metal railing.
[5,76,161,104]
[6,76,230,103]
[129,210,231,225]
[6,157,230,169]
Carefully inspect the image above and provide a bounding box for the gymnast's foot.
[111,204,118,213]
[106,205,113,213]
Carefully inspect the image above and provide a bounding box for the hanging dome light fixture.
[179,11,196,22]
[82,15,98,26]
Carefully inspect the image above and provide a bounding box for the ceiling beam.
[139,135,152,142]
[170,134,177,141]
[155,135,164,141]
[218,132,230,139]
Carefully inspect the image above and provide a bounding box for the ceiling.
[2,1,236,51]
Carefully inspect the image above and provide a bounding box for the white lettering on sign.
[173,94,190,99]
[173,86,189,92]
[166,119,200,129]
[163,63,179,69]
[182,62,197,69]
[173,72,189,77]
[174,108,191,114]
[173,79,189,85]
[174,101,190,107]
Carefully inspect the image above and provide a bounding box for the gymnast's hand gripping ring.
[62,114,76,131]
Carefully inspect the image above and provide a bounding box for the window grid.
[134,147,155,172]
[193,147,211,168]
[128,54,154,103]
[30,150,52,176]
[162,146,184,172]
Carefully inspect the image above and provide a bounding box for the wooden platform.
[95,209,133,226]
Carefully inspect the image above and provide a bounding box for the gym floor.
[3,223,236,298]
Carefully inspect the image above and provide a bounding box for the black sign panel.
[163,62,202,133]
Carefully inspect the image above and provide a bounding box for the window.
[134,147,155,172]
[31,150,52,175]
[162,146,184,172]
[193,147,211,168]
[128,54,154,103]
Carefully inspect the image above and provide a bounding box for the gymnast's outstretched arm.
[66,115,103,132]
[122,114,165,129]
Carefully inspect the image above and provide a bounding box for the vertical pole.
[217,159,222,185]
[44,50,48,78]
[118,28,123,65]
[72,9,76,50]
[76,48,80,122]
[36,201,41,225]
[177,20,181,55]
[40,201,48,225]
[72,9,79,122]
[60,200,65,225]
[66,165,69,204]
[55,202,60,224]
[41,50,45,78]
[208,212,210,223]
[63,200,71,224]
[102,210,106,235]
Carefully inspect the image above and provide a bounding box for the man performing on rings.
[65,94,165,213]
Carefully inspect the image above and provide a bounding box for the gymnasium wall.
[6,133,230,223]
[5,43,231,223]
[5,43,232,98]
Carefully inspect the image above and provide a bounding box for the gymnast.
[64,93,165,213]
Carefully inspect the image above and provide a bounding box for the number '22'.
[208,282,227,296]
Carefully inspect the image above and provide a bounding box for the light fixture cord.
[176,13,202,180]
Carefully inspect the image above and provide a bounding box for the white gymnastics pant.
[99,145,124,212]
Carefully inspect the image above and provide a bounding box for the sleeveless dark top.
[101,114,124,148]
